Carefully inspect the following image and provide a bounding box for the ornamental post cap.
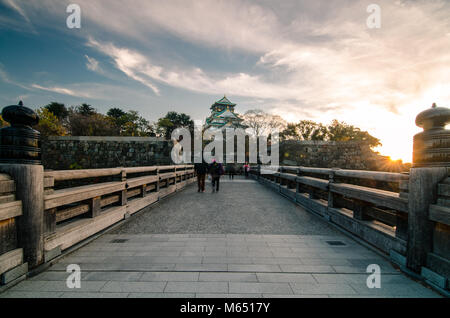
[415,102,450,130]
[0,101,41,165]
[1,100,39,127]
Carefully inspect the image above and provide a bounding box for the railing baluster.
[44,208,56,235]
[352,199,371,221]
[327,169,337,209]
[89,196,101,218]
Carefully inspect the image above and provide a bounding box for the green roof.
[205,95,248,130]
[212,95,236,107]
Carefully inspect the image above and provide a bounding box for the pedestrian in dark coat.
[208,159,224,193]
[227,164,236,180]
[194,160,208,192]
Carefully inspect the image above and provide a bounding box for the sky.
[1,0,450,163]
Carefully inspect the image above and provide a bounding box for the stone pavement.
[0,177,441,298]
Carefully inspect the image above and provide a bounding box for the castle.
[204,96,247,130]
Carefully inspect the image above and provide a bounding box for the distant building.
[205,96,247,130]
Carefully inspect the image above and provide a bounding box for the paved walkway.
[0,177,441,298]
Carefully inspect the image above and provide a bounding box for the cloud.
[3,0,450,162]
[0,0,37,33]
[0,64,31,90]
[31,84,92,98]
[9,1,450,113]
[84,55,101,72]
[31,84,78,96]
[86,38,161,94]
[3,0,30,22]
[86,37,302,100]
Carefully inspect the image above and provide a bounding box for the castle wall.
[279,140,402,171]
[41,137,406,172]
[42,136,173,170]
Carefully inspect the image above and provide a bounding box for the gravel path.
[111,176,340,235]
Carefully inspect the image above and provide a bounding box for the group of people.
[194,161,251,193]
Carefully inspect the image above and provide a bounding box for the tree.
[68,108,117,136]
[107,108,154,136]
[44,102,68,120]
[76,103,96,116]
[119,110,154,136]
[281,120,327,141]
[280,123,298,140]
[107,107,127,135]
[327,120,381,148]
[280,119,381,148]
[107,107,126,120]
[242,109,287,136]
[156,117,174,138]
[33,108,67,137]
[156,111,194,139]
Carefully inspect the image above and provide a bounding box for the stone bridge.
[0,168,445,298]
[0,102,449,298]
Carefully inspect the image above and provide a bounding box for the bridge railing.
[252,165,409,256]
[42,164,195,262]
[0,173,27,287]
[426,177,450,289]
[252,164,450,291]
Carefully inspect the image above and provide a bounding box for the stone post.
[0,101,44,268]
[407,103,450,273]
[327,168,338,209]
[407,167,447,272]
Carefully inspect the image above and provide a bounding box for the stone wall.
[41,137,406,172]
[42,136,173,170]
[279,140,404,171]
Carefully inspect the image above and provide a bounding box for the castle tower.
[205,96,247,130]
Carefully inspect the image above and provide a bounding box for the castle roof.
[211,95,236,109]
[205,95,248,129]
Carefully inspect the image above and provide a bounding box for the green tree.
[156,111,194,139]
[327,120,381,147]
[119,110,154,136]
[297,120,327,140]
[68,107,117,136]
[280,123,298,140]
[107,107,128,133]
[281,120,327,141]
[281,119,381,148]
[76,103,96,116]
[33,108,67,137]
[107,108,154,136]
[107,107,126,120]
[44,102,68,120]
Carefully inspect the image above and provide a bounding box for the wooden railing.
[253,165,450,291]
[426,177,450,289]
[42,165,195,261]
[0,173,26,287]
[252,165,409,255]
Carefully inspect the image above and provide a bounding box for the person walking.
[243,162,250,178]
[208,159,224,193]
[194,160,208,192]
[227,164,236,180]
